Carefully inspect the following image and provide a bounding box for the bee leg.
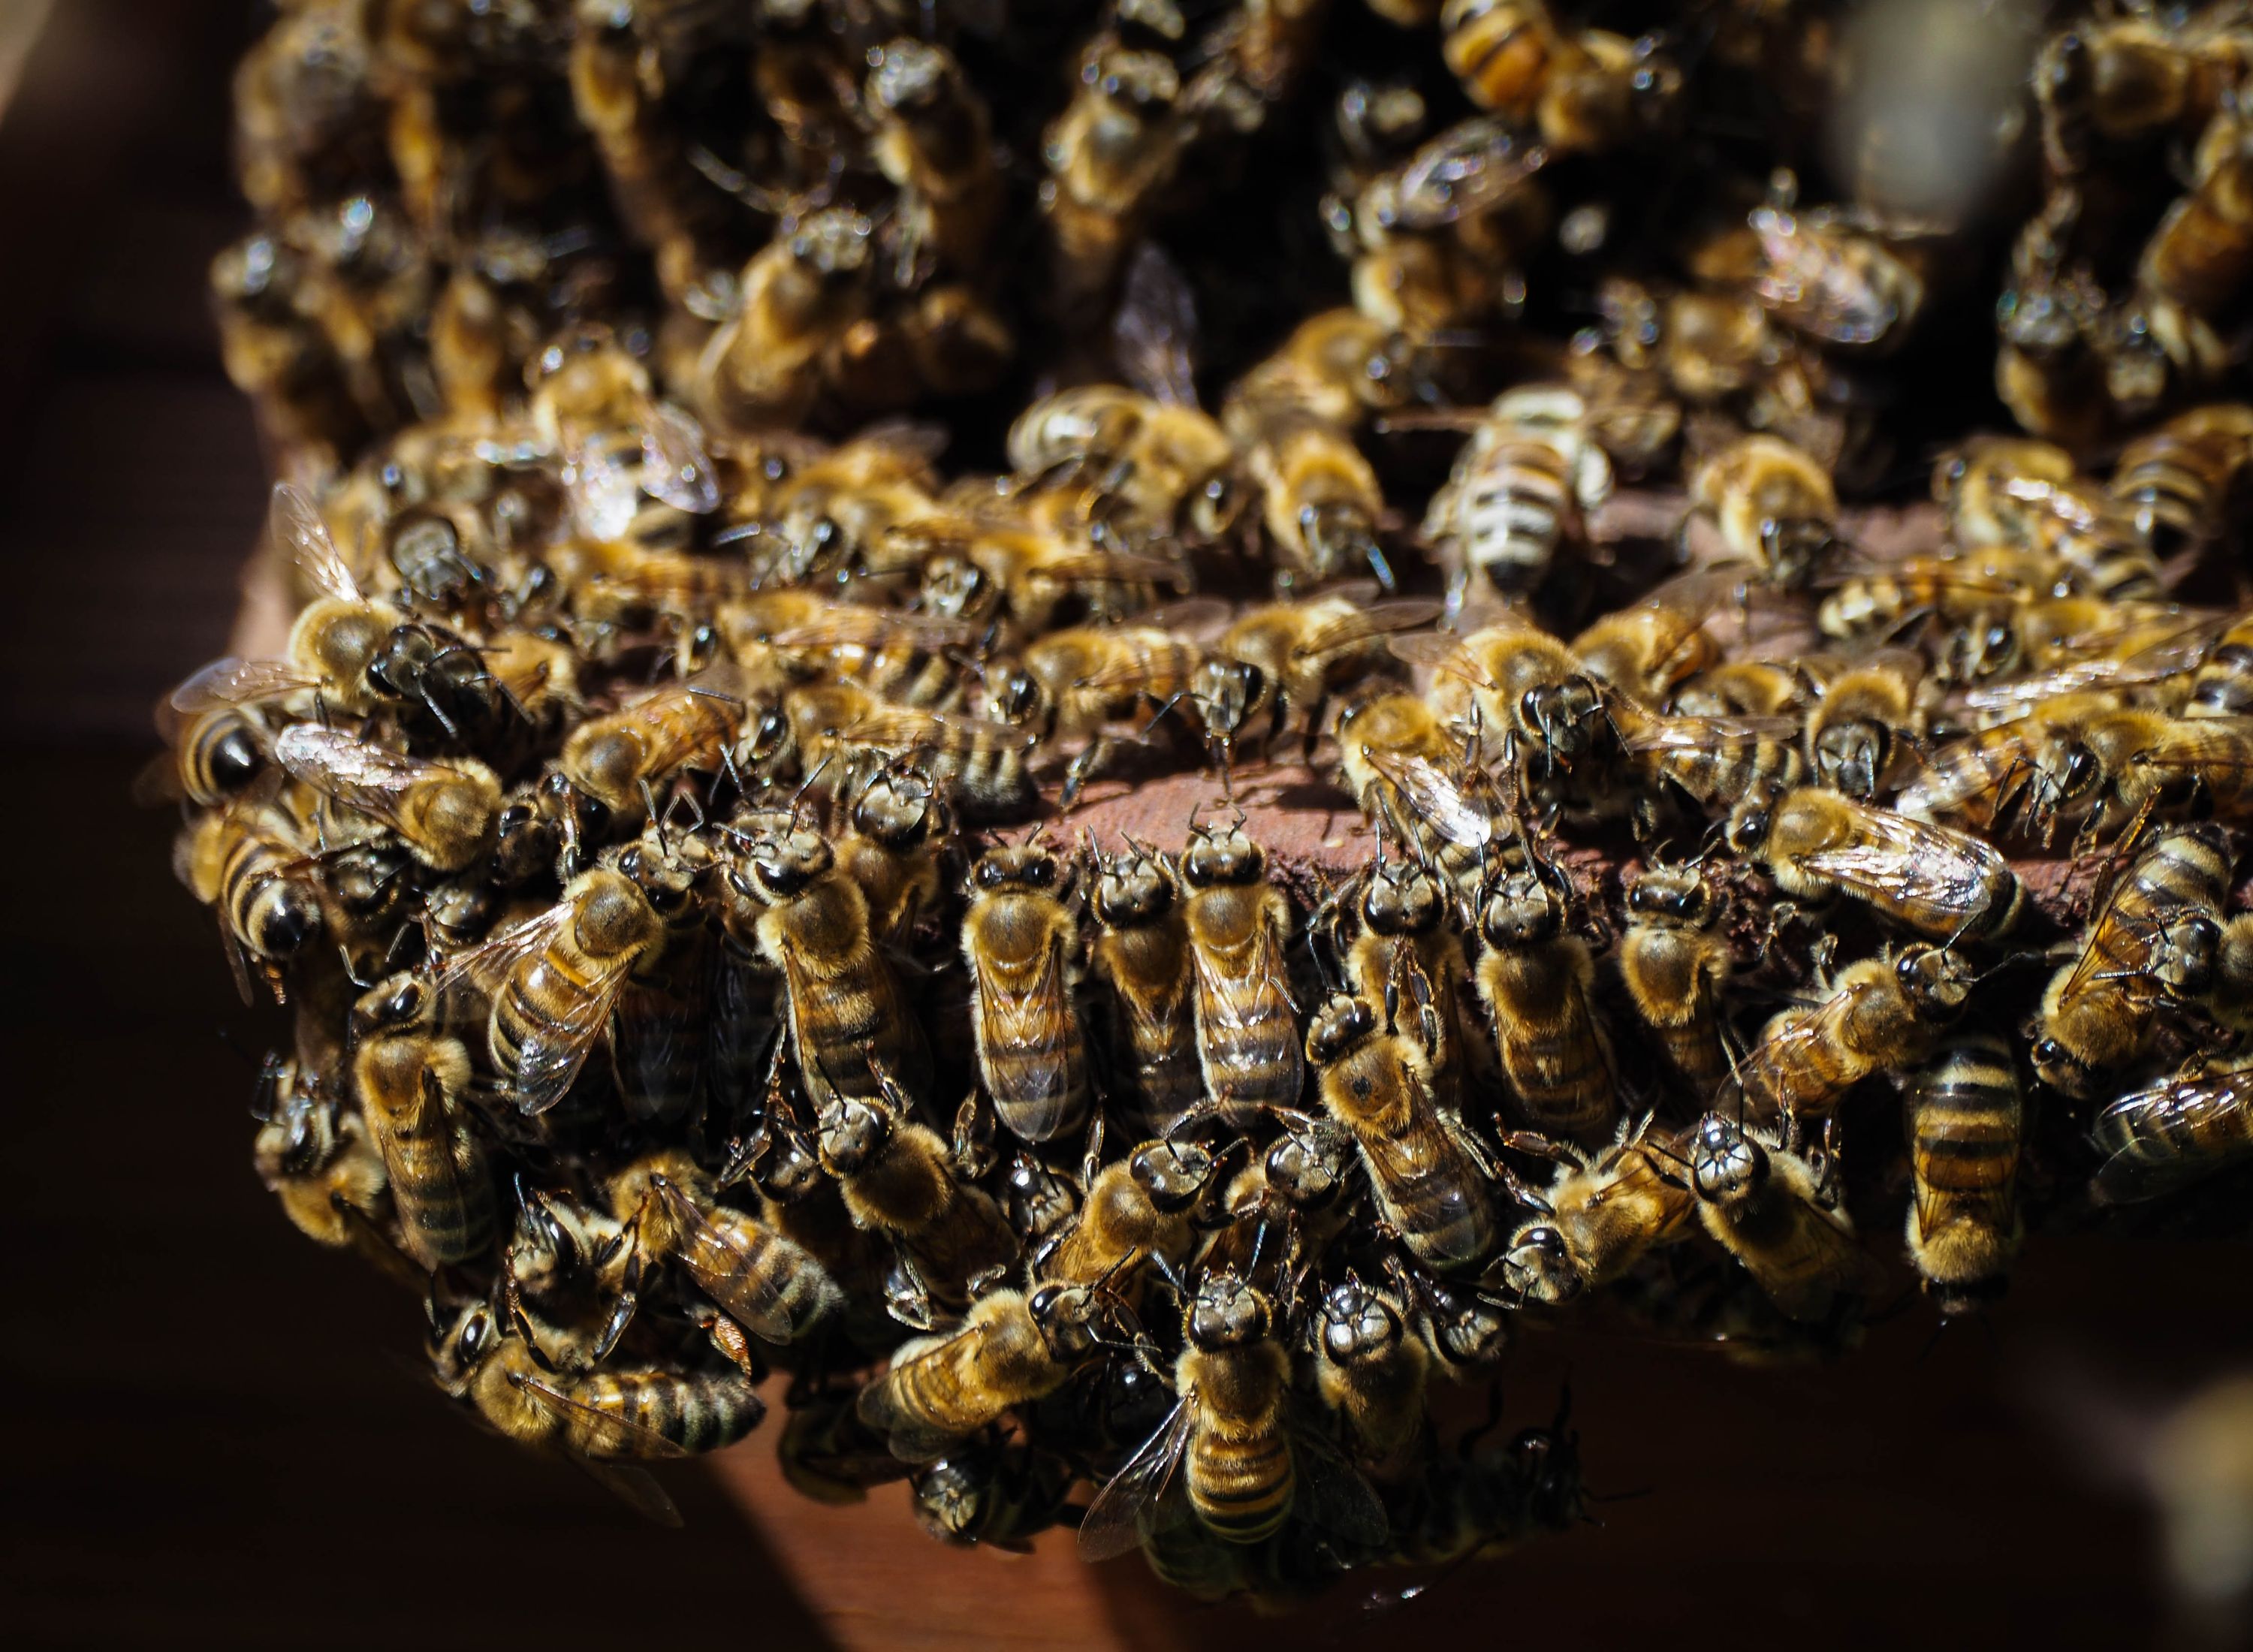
[698,1307,765,1379]
[965,1262,1014,1301]
[952,1089,997,1181]
[1058,735,1115,811]
[885,1245,938,1330]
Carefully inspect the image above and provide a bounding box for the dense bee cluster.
[164,0,2253,1609]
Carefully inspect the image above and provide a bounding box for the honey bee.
[1814,545,2064,649]
[526,324,719,544]
[2026,706,2253,843]
[715,590,976,713]
[1005,384,1238,549]
[1419,385,1612,603]
[209,233,368,469]
[272,725,500,874]
[1040,44,1193,327]
[1802,652,1926,800]
[2138,106,2253,330]
[348,972,495,1271]
[2108,402,2253,562]
[559,679,742,834]
[1037,1138,1220,1289]
[2036,14,2248,176]
[816,1093,1018,1324]
[1895,691,2122,838]
[2034,823,2234,1099]
[1087,837,1204,1140]
[1391,620,1603,777]
[1669,658,1810,720]
[1311,1274,1429,1469]
[894,496,1187,638]
[1740,194,1929,354]
[696,207,876,433]
[1724,788,2022,942]
[1218,590,1440,737]
[1227,402,1394,593]
[439,866,668,1114]
[1616,862,1733,1101]
[1439,1,1678,155]
[1179,813,1303,1132]
[430,1295,764,1521]
[1226,307,1417,438]
[2188,611,2253,719]
[158,708,273,810]
[911,1442,1079,1553]
[599,1148,841,1351]
[1079,1270,1388,1560]
[1332,690,1522,908]
[1324,849,1476,1097]
[179,792,325,1005]
[1689,1113,1870,1325]
[834,762,951,945]
[1570,588,1723,709]
[1609,701,1806,819]
[1732,945,1974,1123]
[250,1055,397,1272]
[1307,993,1497,1274]
[171,484,402,722]
[2091,1053,2253,1205]
[999,613,1258,805]
[1494,1121,1699,1305]
[771,681,1037,819]
[1902,1034,2023,1316]
[1473,861,1619,1150]
[858,1282,1112,1458]
[963,842,1089,1145]
[866,37,1001,282]
[1935,438,2163,604]
[716,815,930,1115]
[601,821,717,1125]
[1686,435,1840,589]
[752,424,945,586]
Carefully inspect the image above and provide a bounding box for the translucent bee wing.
[169,656,318,715]
[434,901,575,1003]
[2092,1066,2253,1204]
[1023,550,1187,587]
[1359,750,1510,849]
[1792,815,2010,935]
[566,437,644,542]
[974,932,1078,1141]
[509,1369,698,1459]
[1289,1415,1391,1552]
[1291,598,1446,659]
[1389,632,1494,688]
[1077,1395,1195,1562]
[272,724,431,827]
[1114,241,1202,409]
[639,402,721,516]
[653,1179,798,1344]
[769,607,980,652]
[1616,711,1802,754]
[511,952,641,1116]
[1390,116,1547,230]
[1730,991,1864,1120]
[843,705,1032,750]
[270,481,363,601]
[575,1459,685,1527]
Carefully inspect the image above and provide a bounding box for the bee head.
[991,667,1045,728]
[1093,841,1178,925]
[1265,1120,1350,1208]
[1179,810,1262,886]
[1363,855,1443,936]
[1027,1283,1103,1358]
[1187,1271,1269,1350]
[973,842,1071,898]
[815,1097,891,1175]
[1192,657,1265,738]
[732,824,834,901]
[1691,1114,1768,1204]
[1479,866,1562,948]
[1130,1139,1219,1213]
[852,764,943,848]
[429,1298,494,1388]
[1499,1222,1582,1307]
[1520,677,1600,760]
[1811,718,1887,800]
[1626,863,1713,927]
[1318,1277,1400,1364]
[737,704,795,773]
[1897,945,1972,1020]
[2031,1036,2096,1099]
[1759,515,1835,587]
[910,1457,985,1545]
[1307,993,1379,1064]
[349,970,431,1042]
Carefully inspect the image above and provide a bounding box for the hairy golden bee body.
[1903,1035,2024,1315]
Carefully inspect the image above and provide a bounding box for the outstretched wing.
[2092,1066,2253,1204]
[1078,1396,1195,1562]
[271,481,363,601]
[653,1179,798,1345]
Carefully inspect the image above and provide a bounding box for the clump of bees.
[161,0,2253,1608]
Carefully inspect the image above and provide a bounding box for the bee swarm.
[177,0,2253,1608]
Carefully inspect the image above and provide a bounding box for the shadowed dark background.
[5,5,2253,1648]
